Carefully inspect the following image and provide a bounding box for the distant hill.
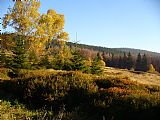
[67,42,123,55]
[114,48,160,57]
[67,42,160,57]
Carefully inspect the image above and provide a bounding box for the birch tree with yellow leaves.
[3,0,69,69]
[3,0,68,52]
[3,1,40,36]
[3,0,41,59]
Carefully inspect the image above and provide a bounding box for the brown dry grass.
[104,67,160,86]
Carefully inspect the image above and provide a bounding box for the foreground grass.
[1,68,160,120]
[0,100,36,120]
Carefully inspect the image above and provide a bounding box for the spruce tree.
[7,35,29,78]
[70,50,86,71]
[126,52,133,70]
[91,58,102,75]
[122,52,127,69]
[135,53,142,71]
[141,54,148,72]
[118,56,123,69]
[10,35,28,70]
[91,53,105,74]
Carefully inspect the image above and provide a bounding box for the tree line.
[67,42,160,73]
[66,43,160,73]
[103,51,159,72]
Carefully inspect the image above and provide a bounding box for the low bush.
[0,68,11,80]
[10,71,98,110]
[0,100,35,120]
[1,69,160,120]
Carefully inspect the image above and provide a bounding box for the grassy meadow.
[1,67,160,120]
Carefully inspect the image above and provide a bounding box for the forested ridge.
[66,41,160,73]
[67,42,160,57]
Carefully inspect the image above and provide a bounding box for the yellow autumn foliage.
[148,64,156,73]
[3,0,68,57]
[98,60,106,68]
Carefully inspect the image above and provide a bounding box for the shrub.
[14,71,98,109]
[0,100,35,120]
[148,64,156,73]
[2,69,160,120]
[0,68,11,80]
[91,60,103,75]
[98,60,106,68]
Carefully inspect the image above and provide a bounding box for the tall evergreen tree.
[91,53,104,74]
[70,50,86,71]
[141,54,148,72]
[126,52,134,70]
[118,56,123,69]
[135,53,142,71]
[10,35,28,70]
[122,52,127,69]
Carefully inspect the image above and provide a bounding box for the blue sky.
[0,0,160,53]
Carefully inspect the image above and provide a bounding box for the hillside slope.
[67,42,160,57]
[114,48,160,57]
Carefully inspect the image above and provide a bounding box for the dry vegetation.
[104,67,160,86]
[1,67,160,120]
